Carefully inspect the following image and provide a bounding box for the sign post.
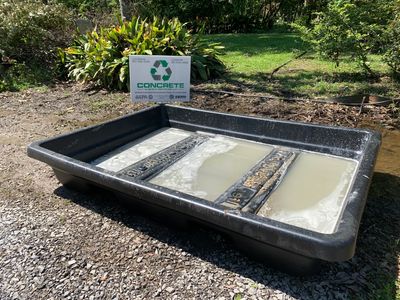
[129,55,191,102]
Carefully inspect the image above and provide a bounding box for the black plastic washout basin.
[27,105,381,274]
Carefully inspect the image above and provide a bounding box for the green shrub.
[0,62,53,92]
[384,3,400,77]
[295,0,396,76]
[60,17,225,89]
[0,0,74,65]
[54,0,118,15]
[137,0,282,33]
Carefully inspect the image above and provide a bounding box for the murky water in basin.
[150,136,273,201]
[257,152,358,234]
[92,127,363,234]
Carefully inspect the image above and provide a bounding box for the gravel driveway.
[1,84,399,299]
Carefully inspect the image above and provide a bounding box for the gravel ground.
[0,84,399,299]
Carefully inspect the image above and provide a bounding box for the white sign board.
[129,55,191,102]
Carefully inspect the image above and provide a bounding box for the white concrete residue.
[91,128,190,172]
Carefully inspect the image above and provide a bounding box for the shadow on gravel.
[54,171,399,299]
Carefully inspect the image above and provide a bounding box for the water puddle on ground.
[375,129,400,177]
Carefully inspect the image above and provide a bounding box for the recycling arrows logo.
[150,60,172,81]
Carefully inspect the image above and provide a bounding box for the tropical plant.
[60,17,225,89]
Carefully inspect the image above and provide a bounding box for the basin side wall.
[164,105,372,159]
[52,168,321,275]
[40,105,168,162]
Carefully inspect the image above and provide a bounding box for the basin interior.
[91,127,358,234]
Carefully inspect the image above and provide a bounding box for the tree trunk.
[119,0,130,21]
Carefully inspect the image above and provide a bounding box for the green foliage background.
[295,0,400,76]
[0,0,73,64]
[384,1,400,77]
[60,17,225,90]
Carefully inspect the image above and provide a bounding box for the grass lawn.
[204,32,400,99]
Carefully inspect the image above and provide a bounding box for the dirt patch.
[185,89,399,131]
[0,83,399,299]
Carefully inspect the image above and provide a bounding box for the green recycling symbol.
[150,60,172,81]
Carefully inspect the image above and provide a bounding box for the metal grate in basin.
[216,149,298,212]
[118,134,209,180]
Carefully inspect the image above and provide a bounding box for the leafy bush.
[60,17,225,89]
[0,62,53,92]
[0,0,74,65]
[54,0,118,15]
[384,3,400,77]
[295,0,396,75]
[54,0,119,28]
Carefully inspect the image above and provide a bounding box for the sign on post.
[129,55,191,102]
